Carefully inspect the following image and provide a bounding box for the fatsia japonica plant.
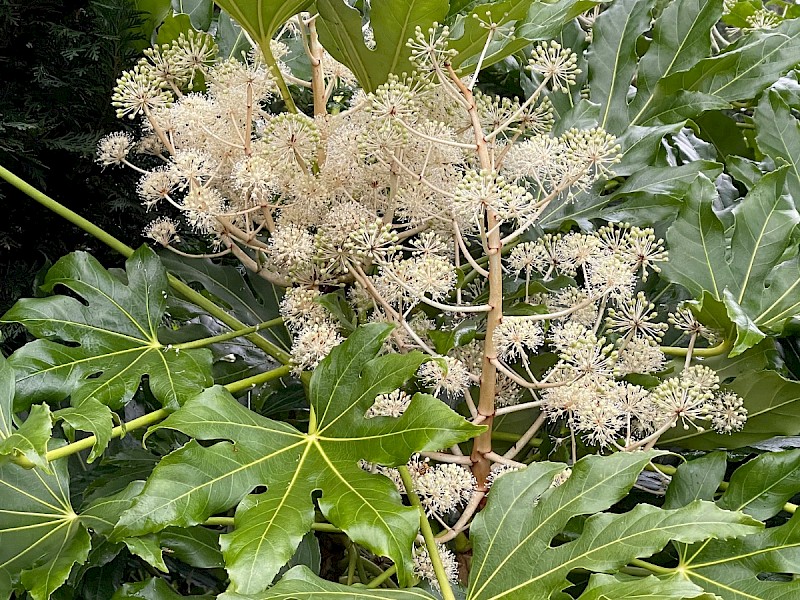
[3,0,800,598]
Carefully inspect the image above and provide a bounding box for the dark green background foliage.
[0,0,147,349]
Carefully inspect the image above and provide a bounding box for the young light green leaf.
[0,246,213,456]
[53,400,113,463]
[0,450,90,600]
[219,565,437,599]
[316,0,449,93]
[718,449,800,521]
[662,168,800,355]
[467,451,761,600]
[578,573,715,600]
[114,324,484,594]
[664,452,727,510]
[755,89,800,206]
[0,355,51,469]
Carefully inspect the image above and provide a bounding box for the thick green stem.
[0,164,292,365]
[660,337,731,358]
[13,409,170,468]
[11,364,292,468]
[202,517,343,533]
[366,564,398,589]
[221,364,293,395]
[398,465,456,600]
[0,164,134,257]
[261,37,297,113]
[172,318,284,351]
[628,558,675,575]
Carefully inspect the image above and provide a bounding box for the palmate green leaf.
[0,246,213,457]
[211,0,313,45]
[659,341,800,449]
[219,565,436,599]
[316,0,449,93]
[466,451,760,600]
[0,355,51,469]
[754,89,800,205]
[0,449,91,600]
[665,448,800,599]
[662,168,800,355]
[113,324,484,594]
[577,574,715,600]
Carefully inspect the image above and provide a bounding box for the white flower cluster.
[105,19,747,454]
[366,454,476,518]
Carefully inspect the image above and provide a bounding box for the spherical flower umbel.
[528,41,581,92]
[112,64,173,119]
[366,389,413,418]
[493,318,544,362]
[709,391,747,433]
[417,357,471,398]
[96,132,135,167]
[412,544,459,590]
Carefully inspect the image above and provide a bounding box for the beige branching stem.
[447,62,498,489]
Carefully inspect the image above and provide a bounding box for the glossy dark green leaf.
[111,577,211,599]
[628,0,723,126]
[664,452,727,510]
[1,247,213,453]
[645,18,800,124]
[219,565,437,599]
[662,168,800,355]
[466,451,760,600]
[588,0,654,135]
[669,450,800,599]
[718,449,800,521]
[0,355,51,469]
[755,89,800,206]
[114,324,484,594]
[316,0,449,92]
[160,253,290,352]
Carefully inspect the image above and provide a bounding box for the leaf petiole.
[398,465,457,600]
[171,318,285,351]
